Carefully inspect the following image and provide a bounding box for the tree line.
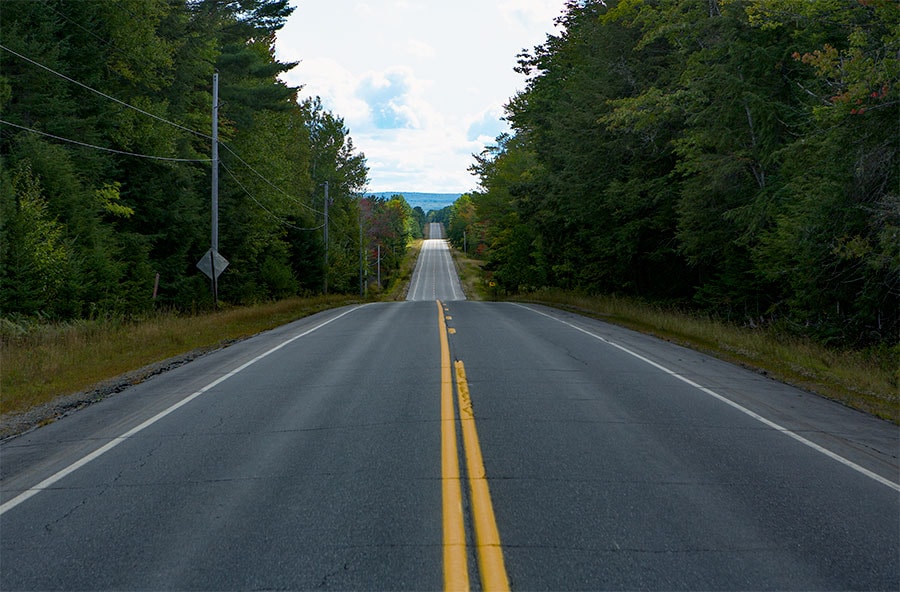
[0,0,422,319]
[451,0,898,347]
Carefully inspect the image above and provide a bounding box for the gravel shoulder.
[0,344,231,441]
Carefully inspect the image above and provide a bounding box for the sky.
[275,1,569,194]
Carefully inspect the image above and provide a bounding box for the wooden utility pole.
[211,72,219,307]
[323,181,329,294]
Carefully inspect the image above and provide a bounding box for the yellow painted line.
[455,360,511,592]
[438,301,469,592]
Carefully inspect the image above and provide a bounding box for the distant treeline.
[0,0,424,319]
[446,0,898,347]
[366,192,460,213]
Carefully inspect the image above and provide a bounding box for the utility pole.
[323,180,329,294]
[210,72,219,307]
[196,72,229,304]
[377,244,381,288]
[359,203,364,297]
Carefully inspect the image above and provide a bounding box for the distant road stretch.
[407,224,464,302]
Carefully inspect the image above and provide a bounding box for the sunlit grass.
[514,289,899,422]
[383,239,423,301]
[0,295,358,417]
[450,249,487,300]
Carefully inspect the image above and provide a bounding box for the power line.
[39,0,118,56]
[0,119,211,162]
[3,43,330,224]
[219,143,324,216]
[0,43,211,141]
[221,163,325,231]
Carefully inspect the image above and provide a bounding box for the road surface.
[407,225,464,302]
[2,238,897,590]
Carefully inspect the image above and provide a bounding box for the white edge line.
[409,239,432,301]
[514,303,900,492]
[441,240,461,301]
[0,304,367,516]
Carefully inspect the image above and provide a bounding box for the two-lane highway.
[407,224,464,302]
[2,227,897,590]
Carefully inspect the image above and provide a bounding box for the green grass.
[512,289,899,423]
[0,295,358,417]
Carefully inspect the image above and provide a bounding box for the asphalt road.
[426,222,445,240]
[2,245,898,590]
[407,232,465,302]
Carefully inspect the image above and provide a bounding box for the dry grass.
[514,289,899,422]
[383,239,423,301]
[0,295,357,417]
[450,249,487,300]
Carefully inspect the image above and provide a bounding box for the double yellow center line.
[438,301,510,592]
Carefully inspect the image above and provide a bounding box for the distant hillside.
[366,192,461,212]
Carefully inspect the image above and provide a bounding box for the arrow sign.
[196,248,229,280]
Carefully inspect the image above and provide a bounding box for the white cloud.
[277,0,568,193]
[499,0,565,29]
[355,67,434,130]
[406,39,436,60]
[353,3,374,18]
[466,105,509,143]
[284,57,370,124]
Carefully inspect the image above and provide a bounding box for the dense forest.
[0,0,423,318]
[449,0,898,347]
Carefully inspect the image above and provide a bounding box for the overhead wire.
[2,43,326,218]
[219,143,324,216]
[37,0,174,88]
[0,43,212,141]
[3,16,379,293]
[0,119,211,162]
[221,163,326,231]
[39,0,120,58]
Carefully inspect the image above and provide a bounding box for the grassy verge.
[450,248,487,300]
[383,239,424,301]
[514,289,898,423]
[0,295,358,417]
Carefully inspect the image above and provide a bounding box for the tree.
[0,0,370,318]
[468,0,898,344]
[0,161,74,316]
[300,97,369,293]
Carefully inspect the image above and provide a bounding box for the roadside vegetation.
[0,296,359,418]
[520,290,898,423]
[431,0,899,423]
[1,1,432,320]
[0,230,420,423]
[383,239,424,301]
[441,0,898,354]
[450,249,487,300]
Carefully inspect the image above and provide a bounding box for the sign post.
[196,248,229,308]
